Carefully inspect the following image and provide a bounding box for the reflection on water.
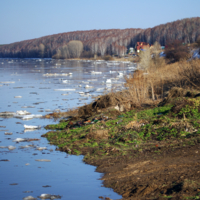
[0,58,136,200]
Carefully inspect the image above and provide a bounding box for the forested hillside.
[0,17,200,58]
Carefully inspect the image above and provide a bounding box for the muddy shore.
[43,88,200,200]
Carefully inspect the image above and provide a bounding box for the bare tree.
[91,41,98,56]
[138,48,152,70]
[60,45,69,58]
[67,40,83,58]
[98,40,107,57]
[39,43,45,58]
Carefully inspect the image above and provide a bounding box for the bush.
[104,55,114,61]
[165,40,190,62]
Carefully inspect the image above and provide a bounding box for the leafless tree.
[91,41,98,55]
[39,43,45,58]
[67,40,83,58]
[60,45,69,58]
[98,40,107,57]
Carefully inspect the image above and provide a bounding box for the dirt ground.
[86,142,200,200]
[44,87,200,199]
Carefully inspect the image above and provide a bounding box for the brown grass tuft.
[124,59,200,107]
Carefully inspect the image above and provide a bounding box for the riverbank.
[43,86,200,200]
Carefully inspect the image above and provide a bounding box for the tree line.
[0,17,200,58]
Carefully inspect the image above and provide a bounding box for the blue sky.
[1,0,200,44]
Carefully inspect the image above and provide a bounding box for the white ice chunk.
[13,138,26,142]
[106,79,112,83]
[16,110,31,115]
[35,159,51,162]
[24,125,41,129]
[36,147,47,150]
[85,85,93,88]
[91,71,102,74]
[8,146,16,150]
[54,89,75,91]
[14,96,22,98]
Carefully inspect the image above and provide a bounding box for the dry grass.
[124,59,200,107]
[43,107,79,120]
[78,59,200,116]
[45,58,200,119]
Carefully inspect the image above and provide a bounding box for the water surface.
[0,58,136,200]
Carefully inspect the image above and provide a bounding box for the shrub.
[104,55,114,61]
[165,40,190,62]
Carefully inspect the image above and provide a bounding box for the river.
[0,58,136,200]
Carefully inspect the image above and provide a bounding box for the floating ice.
[16,110,31,115]
[0,81,15,84]
[62,80,68,83]
[43,73,68,77]
[16,114,42,120]
[36,147,47,150]
[54,89,75,91]
[8,146,16,150]
[85,85,93,88]
[24,125,41,129]
[96,88,105,91]
[82,81,89,84]
[4,132,13,135]
[38,194,61,199]
[14,96,22,98]
[106,79,112,83]
[91,71,102,74]
[0,112,15,116]
[35,159,51,162]
[13,138,26,142]
[23,195,37,200]
[118,72,124,77]
[20,145,33,149]
[109,71,117,73]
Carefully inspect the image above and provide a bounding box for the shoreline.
[43,87,200,200]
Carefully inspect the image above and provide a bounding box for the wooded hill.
[0,17,200,58]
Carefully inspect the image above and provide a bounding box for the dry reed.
[124,59,200,107]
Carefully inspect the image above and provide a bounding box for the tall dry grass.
[124,59,200,107]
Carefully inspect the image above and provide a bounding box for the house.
[128,47,135,54]
[136,42,150,53]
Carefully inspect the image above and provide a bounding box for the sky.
[1,0,200,44]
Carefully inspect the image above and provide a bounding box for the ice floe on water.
[106,79,112,83]
[13,138,27,142]
[35,159,51,162]
[85,85,93,88]
[91,71,102,74]
[61,80,68,83]
[23,195,37,200]
[14,95,22,98]
[0,111,16,117]
[54,88,76,91]
[36,147,47,150]
[24,125,41,129]
[0,81,15,84]
[7,145,16,150]
[16,110,30,115]
[43,73,69,77]
[4,132,13,135]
